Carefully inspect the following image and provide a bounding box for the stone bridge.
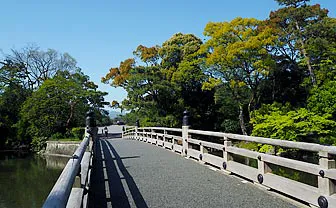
[89,129,296,208]
[43,123,336,208]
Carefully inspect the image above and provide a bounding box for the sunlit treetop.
[101,58,135,87]
[159,33,202,68]
[269,3,328,26]
[133,45,160,65]
[275,0,310,7]
[203,17,277,70]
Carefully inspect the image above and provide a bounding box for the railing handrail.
[124,128,135,133]
[136,127,336,154]
[42,130,91,208]
[124,125,136,129]
[139,127,182,132]
[187,129,336,154]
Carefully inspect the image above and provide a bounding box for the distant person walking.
[104,126,108,138]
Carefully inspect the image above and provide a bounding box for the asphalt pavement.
[98,125,123,135]
[89,135,297,208]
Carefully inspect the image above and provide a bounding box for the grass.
[52,137,81,142]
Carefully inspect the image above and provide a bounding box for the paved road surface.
[98,125,123,135]
[89,134,297,207]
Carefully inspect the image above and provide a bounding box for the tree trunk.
[295,21,316,85]
[239,104,247,135]
[66,103,75,129]
[247,93,255,120]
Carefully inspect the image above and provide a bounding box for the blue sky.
[1,0,335,110]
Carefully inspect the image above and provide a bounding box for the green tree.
[0,83,30,149]
[102,33,217,129]
[269,0,330,85]
[20,70,108,142]
[102,37,180,127]
[1,46,107,150]
[159,33,217,129]
[202,17,277,134]
[251,103,336,144]
[308,81,336,119]
[307,17,336,85]
[213,85,241,133]
[2,45,77,90]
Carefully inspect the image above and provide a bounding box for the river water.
[0,153,69,208]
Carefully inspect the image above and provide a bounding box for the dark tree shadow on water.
[89,139,148,208]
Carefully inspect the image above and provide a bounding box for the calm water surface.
[0,153,69,208]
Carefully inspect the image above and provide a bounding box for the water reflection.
[0,152,68,208]
[44,155,70,169]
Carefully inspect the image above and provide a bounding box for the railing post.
[151,129,158,145]
[182,110,189,157]
[135,127,138,140]
[150,128,154,144]
[223,136,232,174]
[135,119,139,140]
[256,154,271,188]
[256,146,271,188]
[86,110,95,130]
[86,110,97,162]
[318,152,335,196]
[200,142,207,164]
[163,129,166,146]
[154,129,158,145]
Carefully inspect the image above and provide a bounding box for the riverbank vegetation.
[102,0,336,146]
[0,45,109,151]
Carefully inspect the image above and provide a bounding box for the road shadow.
[88,138,107,208]
[101,139,131,208]
[104,140,148,208]
[89,139,148,208]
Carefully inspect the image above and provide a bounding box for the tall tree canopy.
[20,70,108,140]
[102,0,336,147]
[0,46,108,150]
[201,17,277,134]
[0,45,77,90]
[268,0,330,85]
[102,33,217,129]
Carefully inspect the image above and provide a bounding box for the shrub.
[71,127,85,140]
[250,103,336,144]
[31,137,48,152]
[50,132,64,140]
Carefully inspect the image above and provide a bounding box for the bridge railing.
[123,126,336,208]
[42,127,95,208]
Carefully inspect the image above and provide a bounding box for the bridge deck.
[89,136,297,208]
